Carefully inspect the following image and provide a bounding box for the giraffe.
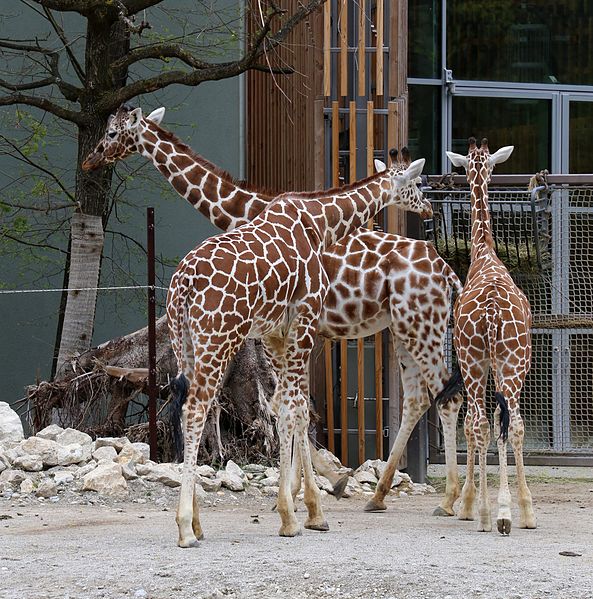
[82,105,464,517]
[444,138,536,535]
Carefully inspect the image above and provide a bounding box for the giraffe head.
[446,137,514,185]
[82,105,166,171]
[374,151,432,218]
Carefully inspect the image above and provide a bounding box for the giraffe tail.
[444,262,463,296]
[434,366,464,404]
[170,373,189,462]
[486,302,509,441]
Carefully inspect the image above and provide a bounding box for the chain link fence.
[424,182,593,460]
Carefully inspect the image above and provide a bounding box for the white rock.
[261,485,279,497]
[315,475,333,494]
[259,476,279,487]
[0,459,5,475]
[20,478,34,494]
[264,467,278,478]
[130,442,150,462]
[81,462,127,496]
[144,464,181,488]
[0,469,27,486]
[3,445,25,465]
[194,482,208,502]
[0,402,24,446]
[217,471,244,492]
[225,459,245,480]
[53,471,75,485]
[196,465,216,478]
[117,443,146,466]
[94,437,130,452]
[57,443,85,466]
[13,454,43,472]
[198,475,221,492]
[76,460,97,478]
[20,437,60,467]
[92,445,117,462]
[36,479,58,498]
[35,424,64,441]
[242,464,266,473]
[120,461,138,481]
[354,470,378,485]
[55,428,92,447]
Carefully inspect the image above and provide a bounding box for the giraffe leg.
[458,409,477,521]
[192,484,204,541]
[475,409,492,532]
[510,412,536,529]
[494,403,512,535]
[276,402,301,537]
[296,403,329,531]
[290,434,302,509]
[365,343,428,512]
[434,393,463,516]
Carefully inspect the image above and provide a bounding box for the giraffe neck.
[294,174,391,250]
[137,122,270,232]
[469,173,495,262]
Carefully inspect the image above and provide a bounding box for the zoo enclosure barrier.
[424,174,593,466]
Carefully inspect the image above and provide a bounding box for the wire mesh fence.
[425,182,593,458]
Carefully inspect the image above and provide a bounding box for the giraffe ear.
[488,145,514,167]
[127,107,143,128]
[374,159,387,173]
[147,107,165,125]
[446,151,468,169]
[402,158,425,182]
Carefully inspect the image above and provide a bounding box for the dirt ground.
[1,476,593,599]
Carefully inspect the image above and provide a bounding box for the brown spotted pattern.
[446,138,536,534]
[83,105,463,521]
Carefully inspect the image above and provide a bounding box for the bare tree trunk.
[55,213,104,375]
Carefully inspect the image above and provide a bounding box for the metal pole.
[147,207,158,461]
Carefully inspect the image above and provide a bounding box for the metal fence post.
[147,207,158,461]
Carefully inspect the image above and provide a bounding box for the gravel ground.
[1,477,593,599]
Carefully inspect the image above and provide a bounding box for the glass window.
[447,1,593,85]
[451,96,551,174]
[409,0,441,79]
[569,101,593,173]
[409,85,441,173]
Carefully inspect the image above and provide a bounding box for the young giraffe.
[83,105,464,517]
[445,138,536,535]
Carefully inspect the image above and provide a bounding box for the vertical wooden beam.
[323,0,331,97]
[374,332,383,459]
[357,0,366,96]
[314,98,325,190]
[366,100,374,227]
[340,0,348,97]
[376,0,384,96]
[325,340,335,453]
[332,100,340,187]
[357,338,365,464]
[387,99,407,236]
[340,339,349,466]
[349,101,357,182]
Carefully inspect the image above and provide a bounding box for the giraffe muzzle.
[81,151,104,171]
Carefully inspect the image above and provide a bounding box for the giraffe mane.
[276,171,385,200]
[150,123,277,200]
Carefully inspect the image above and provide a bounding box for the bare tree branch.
[97,0,324,111]
[41,6,86,84]
[29,0,161,16]
[0,76,58,91]
[0,93,84,125]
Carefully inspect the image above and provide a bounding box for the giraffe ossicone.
[445,137,536,535]
[83,104,464,526]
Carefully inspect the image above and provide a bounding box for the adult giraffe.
[83,105,464,517]
[445,138,536,535]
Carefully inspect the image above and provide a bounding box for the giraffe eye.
[108,131,117,139]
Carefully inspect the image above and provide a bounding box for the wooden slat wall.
[246,1,323,193]
[248,1,408,469]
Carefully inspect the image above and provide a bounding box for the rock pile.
[0,424,435,504]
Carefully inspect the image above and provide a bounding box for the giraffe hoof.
[304,519,330,532]
[330,475,350,501]
[519,521,537,530]
[278,525,302,537]
[497,518,512,536]
[178,538,201,548]
[364,498,387,512]
[433,506,455,517]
